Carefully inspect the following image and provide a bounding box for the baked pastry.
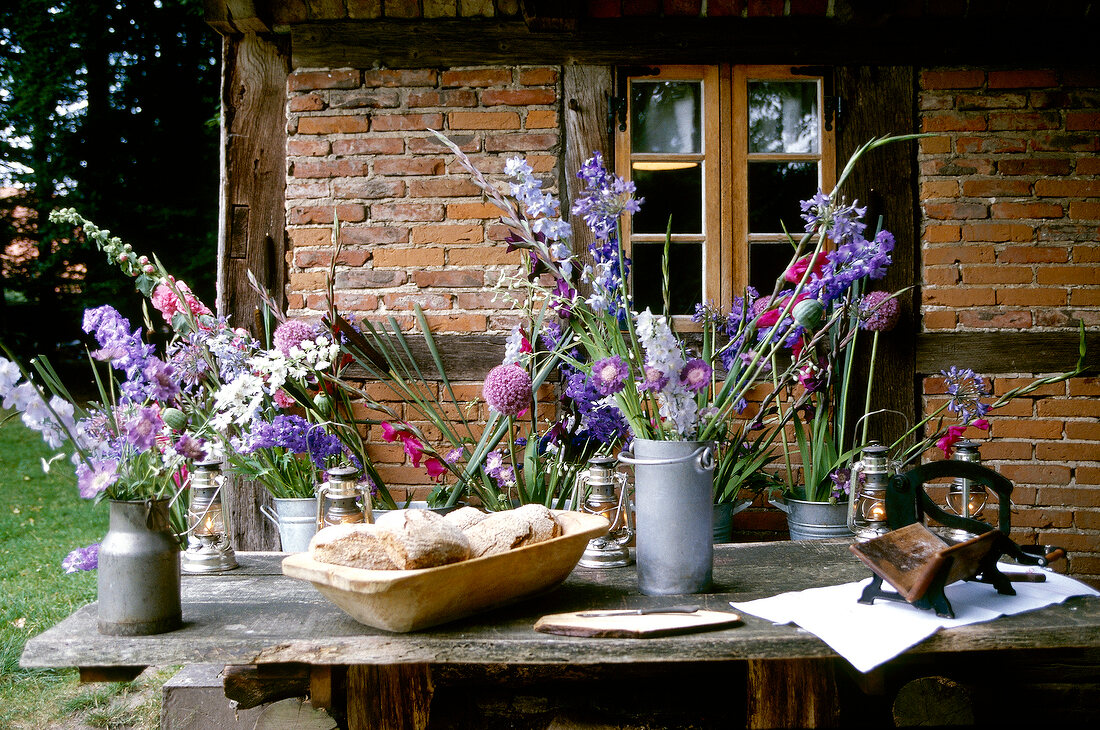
[309,523,397,570]
[463,505,561,558]
[444,505,490,531]
[375,508,472,569]
[512,503,562,542]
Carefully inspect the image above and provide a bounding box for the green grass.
[0,414,165,728]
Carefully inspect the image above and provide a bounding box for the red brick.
[666,0,704,15]
[480,89,557,106]
[1069,378,1100,396]
[447,247,518,266]
[423,0,457,18]
[484,133,558,152]
[441,69,512,88]
[406,89,477,107]
[923,267,960,286]
[995,288,1067,307]
[920,135,952,154]
[329,88,401,110]
[293,248,372,268]
[1037,487,1100,508]
[447,201,504,219]
[921,288,997,306]
[996,246,1069,264]
[1037,442,1097,462]
[412,270,486,288]
[456,291,520,309]
[921,69,985,89]
[332,269,408,288]
[1030,134,1100,153]
[961,179,1032,197]
[410,224,484,245]
[1038,398,1100,418]
[1071,289,1100,306]
[1001,463,1073,484]
[991,202,1064,219]
[1011,508,1074,529]
[978,441,1032,460]
[369,202,446,222]
[955,136,1028,154]
[922,113,987,133]
[372,247,446,268]
[956,92,1028,110]
[518,68,559,86]
[1073,511,1100,530]
[290,159,370,178]
[371,113,444,131]
[288,70,359,91]
[1068,112,1100,131]
[1074,245,1100,262]
[526,110,557,129]
[987,70,1058,89]
[924,225,961,243]
[921,180,959,198]
[1066,421,1100,440]
[331,138,405,155]
[922,244,994,264]
[998,158,1073,176]
[1069,202,1100,219]
[288,204,366,224]
[1034,179,1100,197]
[924,202,988,219]
[448,111,521,130]
[408,134,479,154]
[362,69,437,87]
[987,111,1061,131]
[374,157,444,175]
[408,178,482,197]
[960,222,1034,242]
[289,93,325,112]
[921,157,997,176]
[1036,265,1100,285]
[958,310,1032,328]
[339,225,409,245]
[1076,157,1100,175]
[422,313,488,332]
[921,310,957,330]
[1079,467,1100,485]
[333,178,405,199]
[297,115,371,134]
[989,419,1063,439]
[288,138,331,156]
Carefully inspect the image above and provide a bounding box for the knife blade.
[575,605,702,618]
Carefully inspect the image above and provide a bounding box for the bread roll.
[511,503,562,543]
[444,505,490,531]
[376,508,471,569]
[464,511,533,558]
[309,523,397,570]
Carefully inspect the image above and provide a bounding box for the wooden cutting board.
[534,610,742,638]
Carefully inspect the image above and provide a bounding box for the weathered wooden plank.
[835,65,918,447]
[347,663,433,730]
[563,64,612,283]
[916,331,1100,375]
[342,333,509,382]
[223,663,310,709]
[289,18,1100,69]
[746,658,839,728]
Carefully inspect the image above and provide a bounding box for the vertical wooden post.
[746,658,840,728]
[563,64,612,281]
[346,663,434,730]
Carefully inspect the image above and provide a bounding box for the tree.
[0,0,219,357]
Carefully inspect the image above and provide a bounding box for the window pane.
[631,81,701,154]
[748,81,819,154]
[631,164,703,235]
[748,161,817,234]
[631,242,703,316]
[749,241,795,296]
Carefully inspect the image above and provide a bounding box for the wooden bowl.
[281,510,611,632]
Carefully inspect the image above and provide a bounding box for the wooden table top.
[21,540,1100,670]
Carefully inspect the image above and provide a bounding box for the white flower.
[3,381,38,411]
[0,358,21,395]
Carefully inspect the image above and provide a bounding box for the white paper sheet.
[729,565,1099,673]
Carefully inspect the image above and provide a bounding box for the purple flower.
[143,359,180,402]
[483,364,532,417]
[124,407,163,451]
[306,428,346,469]
[591,356,629,396]
[273,319,319,356]
[638,365,669,393]
[76,460,119,499]
[62,543,99,573]
[941,366,991,424]
[172,434,207,461]
[859,291,901,332]
[679,359,712,393]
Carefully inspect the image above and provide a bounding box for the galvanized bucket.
[97,499,182,636]
[260,497,318,552]
[769,496,852,541]
[712,498,752,544]
[620,439,715,595]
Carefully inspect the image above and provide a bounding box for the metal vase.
[260,497,318,552]
[97,499,182,636]
[713,498,752,544]
[770,496,852,541]
[620,439,715,595]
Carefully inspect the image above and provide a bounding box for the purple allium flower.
[62,542,99,573]
[638,365,669,393]
[591,355,629,396]
[679,358,712,393]
[482,364,532,417]
[124,407,163,451]
[273,319,319,356]
[76,460,119,499]
[941,366,991,424]
[859,291,901,332]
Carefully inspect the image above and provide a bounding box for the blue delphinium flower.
[62,543,100,573]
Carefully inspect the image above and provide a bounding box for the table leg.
[347,663,433,730]
[746,658,839,728]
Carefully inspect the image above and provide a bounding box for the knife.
[576,604,702,618]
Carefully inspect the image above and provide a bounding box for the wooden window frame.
[616,64,835,329]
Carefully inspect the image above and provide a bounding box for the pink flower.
[936,425,968,458]
[402,434,425,468]
[483,364,532,417]
[151,279,211,323]
[756,293,807,327]
[424,458,446,480]
[273,389,296,409]
[971,419,990,432]
[381,421,401,442]
[273,319,319,356]
[784,253,827,284]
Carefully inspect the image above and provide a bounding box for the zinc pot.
[712,498,752,544]
[97,499,182,636]
[769,495,852,541]
[261,497,318,553]
[620,439,715,595]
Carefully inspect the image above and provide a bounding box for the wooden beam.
[346,663,433,730]
[563,64,612,282]
[223,663,310,710]
[916,331,1098,376]
[343,333,509,382]
[289,18,1100,70]
[746,658,839,729]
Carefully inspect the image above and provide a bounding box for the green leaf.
[135,273,157,297]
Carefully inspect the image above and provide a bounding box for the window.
[617,65,835,323]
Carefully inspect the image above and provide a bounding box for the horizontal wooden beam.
[289,18,1100,69]
[916,331,1098,376]
[343,334,509,383]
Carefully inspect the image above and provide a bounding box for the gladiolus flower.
[784,253,827,284]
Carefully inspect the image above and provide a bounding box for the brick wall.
[919,67,1100,584]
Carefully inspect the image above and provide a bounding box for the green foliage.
[0,0,220,357]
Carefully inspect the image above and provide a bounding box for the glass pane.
[631,164,703,235]
[631,242,703,316]
[748,81,819,154]
[631,81,702,154]
[749,241,795,296]
[748,161,818,234]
